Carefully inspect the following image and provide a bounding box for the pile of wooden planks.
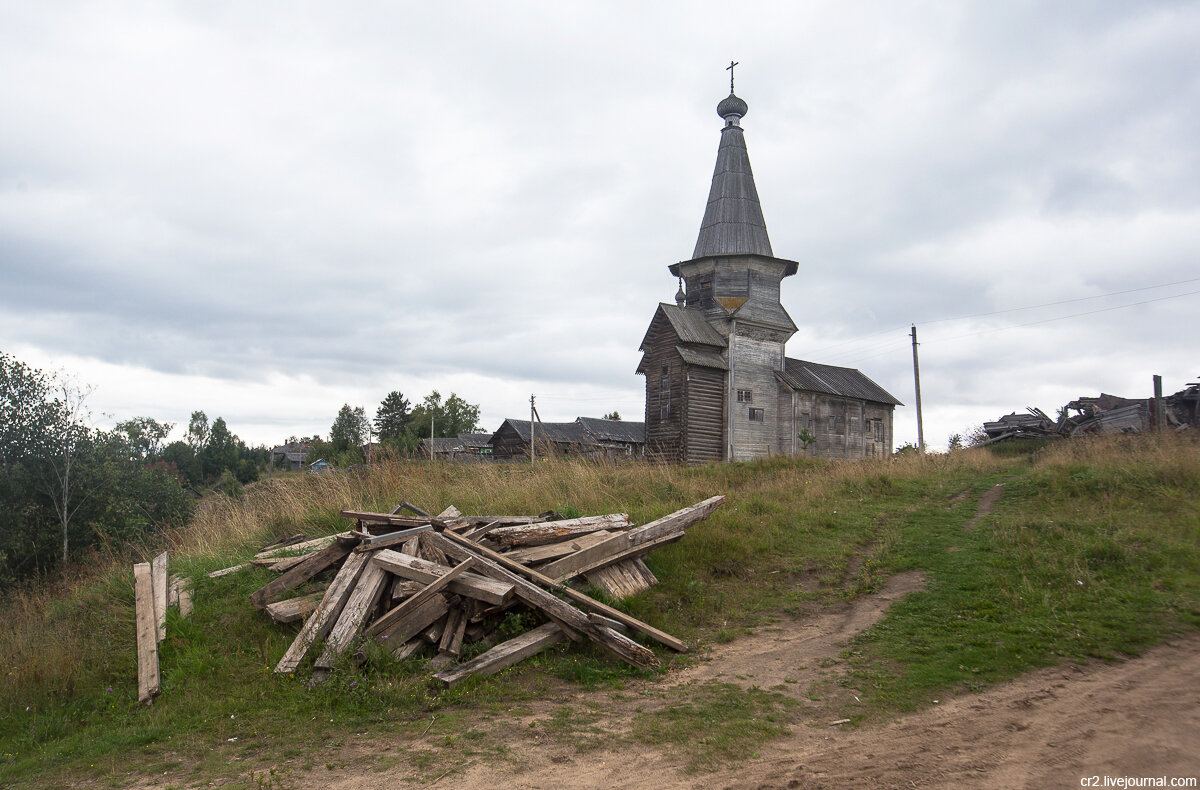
[247,496,724,687]
[133,551,192,705]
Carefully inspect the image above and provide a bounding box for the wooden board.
[208,563,247,578]
[274,551,371,674]
[437,605,467,657]
[584,557,659,599]
[314,558,391,669]
[150,551,169,643]
[487,514,632,547]
[250,540,355,609]
[433,529,687,654]
[538,496,723,580]
[255,533,341,560]
[503,530,614,565]
[369,549,514,605]
[365,559,475,638]
[133,562,160,705]
[264,591,325,624]
[375,594,451,645]
[433,623,565,688]
[426,532,658,669]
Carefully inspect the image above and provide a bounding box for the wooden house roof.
[494,419,599,446]
[576,417,646,444]
[639,303,727,351]
[777,358,903,406]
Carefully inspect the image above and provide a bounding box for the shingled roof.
[640,303,727,350]
[692,92,774,259]
[777,358,903,406]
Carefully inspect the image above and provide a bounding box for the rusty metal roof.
[777,358,903,406]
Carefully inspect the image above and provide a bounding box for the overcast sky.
[2,1,1198,451]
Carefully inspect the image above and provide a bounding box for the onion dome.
[717,92,748,121]
[675,279,687,305]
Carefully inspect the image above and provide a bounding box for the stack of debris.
[981,383,1200,445]
[230,496,723,687]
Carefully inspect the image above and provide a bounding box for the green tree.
[330,405,368,454]
[374,391,411,443]
[114,417,174,461]
[408,391,482,441]
[603,411,622,421]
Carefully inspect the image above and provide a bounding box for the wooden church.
[638,83,902,464]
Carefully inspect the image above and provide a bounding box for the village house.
[637,84,901,463]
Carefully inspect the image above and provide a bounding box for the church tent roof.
[777,358,903,406]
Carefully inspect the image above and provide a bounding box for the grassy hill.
[2,435,1198,786]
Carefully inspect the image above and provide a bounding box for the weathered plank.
[150,551,169,643]
[352,524,433,553]
[375,594,451,645]
[339,510,431,528]
[369,549,514,605]
[208,563,248,578]
[584,556,660,598]
[265,591,326,624]
[538,496,724,580]
[177,577,193,618]
[425,532,659,669]
[487,514,632,548]
[437,605,468,657]
[503,530,615,565]
[255,533,341,560]
[433,623,566,688]
[250,540,355,609]
[365,559,475,637]
[434,529,687,654]
[314,558,391,669]
[133,562,160,705]
[274,552,371,674]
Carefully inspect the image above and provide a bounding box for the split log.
[265,591,325,624]
[425,532,659,669]
[150,551,169,643]
[417,534,451,566]
[433,529,687,654]
[538,496,724,581]
[365,558,475,638]
[369,549,514,605]
[250,540,355,609]
[390,579,423,602]
[487,514,632,548]
[133,562,160,705]
[274,551,371,673]
[314,558,391,669]
[433,623,566,688]
[503,530,615,565]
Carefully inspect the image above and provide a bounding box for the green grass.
[1,434,1198,786]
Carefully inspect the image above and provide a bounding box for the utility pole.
[530,394,536,466]
[911,325,925,453]
[1153,374,1164,433]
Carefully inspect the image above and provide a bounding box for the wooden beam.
[365,558,475,638]
[369,549,514,605]
[425,532,659,669]
[150,551,169,643]
[487,514,632,547]
[314,558,391,669]
[133,562,160,705]
[434,529,687,654]
[375,594,451,646]
[433,623,565,688]
[352,525,433,552]
[250,540,355,609]
[437,605,468,658]
[274,551,371,674]
[255,533,343,561]
[208,563,248,578]
[501,530,615,565]
[557,531,683,583]
[264,591,325,624]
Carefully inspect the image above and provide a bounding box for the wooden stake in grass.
[133,562,160,705]
[150,551,169,643]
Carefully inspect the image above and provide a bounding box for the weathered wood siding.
[729,333,785,460]
[641,316,687,464]
[784,390,895,460]
[684,365,725,464]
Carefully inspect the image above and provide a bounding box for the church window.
[748,407,764,422]
[850,416,859,434]
[874,421,884,442]
[737,389,752,403]
[827,415,836,433]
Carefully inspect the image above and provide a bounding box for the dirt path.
[304,571,1199,790]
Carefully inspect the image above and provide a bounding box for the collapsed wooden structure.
[241,497,724,687]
